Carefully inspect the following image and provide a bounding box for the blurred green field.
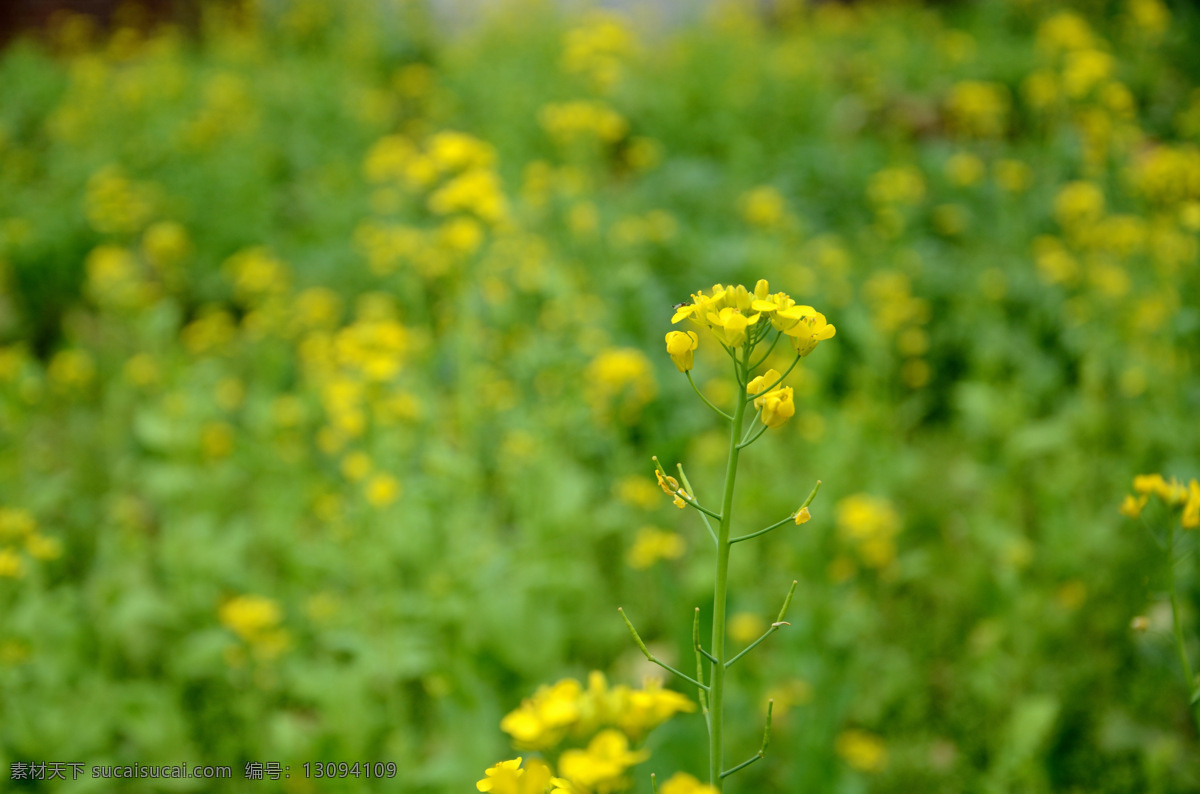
[1,0,1199,791]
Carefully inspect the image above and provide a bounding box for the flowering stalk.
[1167,521,1200,734]
[637,281,835,789]
[1120,474,1200,734]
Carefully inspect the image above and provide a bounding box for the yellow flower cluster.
[84,166,157,235]
[540,101,628,145]
[863,270,932,388]
[1120,473,1200,528]
[487,673,696,793]
[562,12,636,92]
[658,772,718,794]
[585,348,656,425]
[218,594,290,662]
[47,349,97,393]
[945,80,1011,138]
[85,244,158,310]
[500,671,694,751]
[1129,144,1200,208]
[867,166,925,207]
[477,758,569,794]
[223,247,292,307]
[836,493,902,569]
[0,507,63,580]
[670,280,835,355]
[739,185,789,229]
[361,129,508,254]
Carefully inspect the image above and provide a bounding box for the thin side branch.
[748,329,782,372]
[721,699,774,779]
[747,354,801,401]
[687,371,733,422]
[729,514,793,545]
[692,608,709,717]
[736,422,769,450]
[619,608,709,691]
[726,581,798,668]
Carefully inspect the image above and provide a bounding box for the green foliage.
[0,0,1198,791]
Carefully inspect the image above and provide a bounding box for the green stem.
[729,515,794,545]
[1168,523,1200,733]
[710,345,750,789]
[737,422,769,450]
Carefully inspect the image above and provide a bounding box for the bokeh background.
[1,0,1199,791]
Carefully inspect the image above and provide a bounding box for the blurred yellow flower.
[627,527,686,569]
[219,594,283,643]
[0,548,24,578]
[123,353,160,388]
[427,130,496,173]
[48,349,96,392]
[1036,12,1096,54]
[868,166,925,206]
[1063,50,1114,98]
[0,508,36,540]
[428,168,508,224]
[836,728,888,773]
[341,451,372,481]
[994,159,1033,193]
[837,493,902,569]
[1183,479,1200,529]
[740,185,788,228]
[26,534,63,561]
[729,611,767,644]
[365,473,401,507]
[501,678,584,750]
[558,729,648,790]
[945,153,985,187]
[946,80,1010,138]
[586,348,657,422]
[142,220,190,272]
[84,166,156,234]
[224,247,291,306]
[659,772,718,794]
[540,100,628,144]
[1128,0,1170,36]
[614,476,661,510]
[563,12,635,92]
[201,421,235,459]
[1054,181,1105,229]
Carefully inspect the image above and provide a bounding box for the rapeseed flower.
[1183,480,1200,528]
[501,678,584,750]
[783,311,836,357]
[664,331,698,373]
[659,773,718,794]
[557,729,648,791]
